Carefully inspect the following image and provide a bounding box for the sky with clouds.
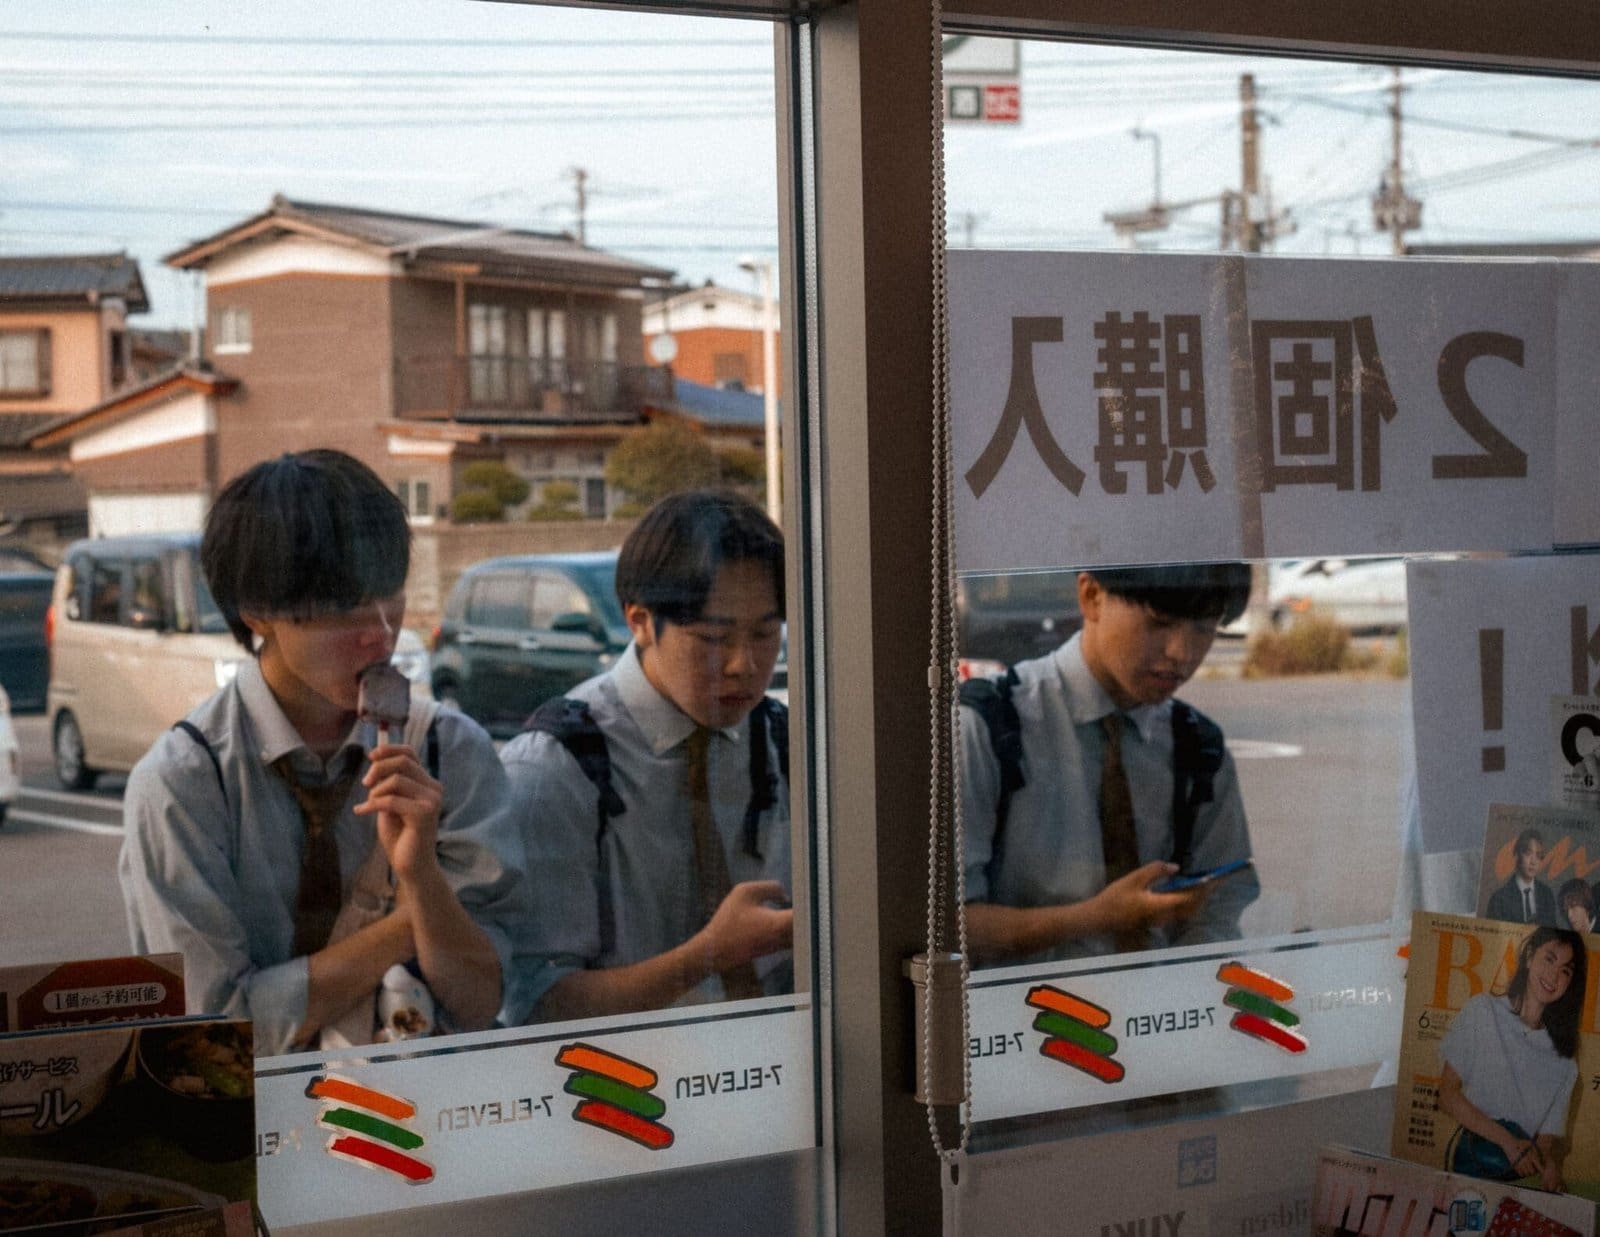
[1,2,1595,327]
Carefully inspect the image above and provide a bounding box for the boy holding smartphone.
[960,563,1260,964]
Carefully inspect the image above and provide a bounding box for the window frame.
[0,327,51,397]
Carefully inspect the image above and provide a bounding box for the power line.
[1276,91,1600,147]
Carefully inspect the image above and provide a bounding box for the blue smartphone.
[1152,858,1253,893]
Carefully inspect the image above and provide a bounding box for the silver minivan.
[46,534,245,788]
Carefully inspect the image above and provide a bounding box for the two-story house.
[643,279,784,399]
[161,194,676,520]
[0,253,150,549]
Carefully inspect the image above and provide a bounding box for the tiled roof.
[0,253,150,311]
[168,195,674,285]
[0,412,75,449]
[670,376,770,428]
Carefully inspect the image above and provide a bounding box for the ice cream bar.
[358,663,411,740]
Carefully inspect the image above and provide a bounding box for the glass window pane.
[944,35,1600,1149]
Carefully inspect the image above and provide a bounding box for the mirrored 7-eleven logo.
[555,1043,675,1150]
[1025,985,1124,1083]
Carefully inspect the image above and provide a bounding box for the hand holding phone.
[1151,857,1253,893]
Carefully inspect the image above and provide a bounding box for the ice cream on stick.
[358,663,411,744]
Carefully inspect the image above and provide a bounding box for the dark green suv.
[429,552,631,738]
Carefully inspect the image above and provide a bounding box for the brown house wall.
[71,435,209,494]
[651,325,784,398]
[207,273,394,485]
[0,309,108,415]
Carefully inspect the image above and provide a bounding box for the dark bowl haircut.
[1088,562,1252,626]
[203,450,411,650]
[1558,878,1594,915]
[1505,925,1587,1059]
[1515,827,1545,857]
[616,489,783,629]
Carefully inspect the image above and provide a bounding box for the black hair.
[202,449,411,650]
[1088,562,1252,625]
[1558,878,1594,918]
[616,489,783,628]
[1514,828,1545,858]
[1505,926,1587,1059]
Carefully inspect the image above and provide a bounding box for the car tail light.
[44,603,54,647]
[428,624,442,652]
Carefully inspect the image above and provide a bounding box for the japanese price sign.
[951,251,1588,571]
[1408,553,1600,853]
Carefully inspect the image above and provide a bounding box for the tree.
[450,489,505,523]
[460,461,530,508]
[605,421,719,514]
[717,444,766,491]
[527,479,583,522]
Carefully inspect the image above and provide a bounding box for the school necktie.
[1524,887,1534,923]
[685,727,763,1001]
[274,751,363,959]
[1099,712,1145,951]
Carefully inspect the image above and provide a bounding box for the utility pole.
[1238,73,1263,252]
[1371,68,1422,254]
[566,166,589,245]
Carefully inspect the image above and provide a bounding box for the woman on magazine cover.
[1438,926,1586,1190]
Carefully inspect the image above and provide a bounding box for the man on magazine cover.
[1486,828,1560,927]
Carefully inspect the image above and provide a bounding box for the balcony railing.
[394,355,672,421]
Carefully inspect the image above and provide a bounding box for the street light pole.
[739,255,781,526]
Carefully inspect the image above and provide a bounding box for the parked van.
[47,534,246,789]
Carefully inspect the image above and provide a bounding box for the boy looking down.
[960,562,1259,965]
[503,490,792,1021]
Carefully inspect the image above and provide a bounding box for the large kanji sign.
[951,251,1594,571]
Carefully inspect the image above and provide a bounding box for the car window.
[86,558,124,625]
[128,557,165,627]
[465,572,531,628]
[530,572,592,629]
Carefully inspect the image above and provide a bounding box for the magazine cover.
[1394,911,1600,1200]
[1476,804,1600,934]
[1552,699,1600,815]
[1316,1144,1596,1237]
[0,1017,255,1234]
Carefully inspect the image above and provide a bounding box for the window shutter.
[36,328,51,396]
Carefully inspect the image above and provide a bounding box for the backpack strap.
[172,720,226,810]
[957,666,1024,862]
[524,697,624,959]
[1169,699,1226,870]
[742,697,788,860]
[524,697,626,821]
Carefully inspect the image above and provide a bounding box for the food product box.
[0,957,185,1034]
[0,1017,254,1233]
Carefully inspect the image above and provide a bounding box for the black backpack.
[958,669,1224,871]
[523,695,790,955]
[525,695,789,852]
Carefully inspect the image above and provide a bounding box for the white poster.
[966,927,1402,1122]
[253,1001,814,1229]
[952,251,1591,572]
[1409,554,1600,853]
[1555,265,1600,548]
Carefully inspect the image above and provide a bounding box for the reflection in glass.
[959,559,1409,967]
